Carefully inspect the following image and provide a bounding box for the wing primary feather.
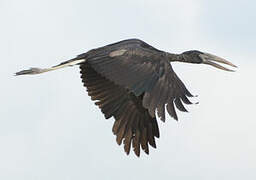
[115,102,132,135]
[157,104,165,122]
[167,100,178,120]
[174,98,188,112]
[141,127,149,154]
[124,128,133,155]
[132,128,141,157]
[123,110,138,155]
[147,122,156,148]
[181,95,193,105]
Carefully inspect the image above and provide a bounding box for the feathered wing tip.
[80,63,159,157]
[167,73,197,121]
[142,73,196,122]
[113,113,159,157]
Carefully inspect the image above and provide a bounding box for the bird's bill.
[199,53,237,72]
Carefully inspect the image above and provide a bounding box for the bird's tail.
[15,58,86,76]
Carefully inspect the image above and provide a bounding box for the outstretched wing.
[87,47,193,121]
[80,63,159,156]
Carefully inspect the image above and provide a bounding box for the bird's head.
[181,50,237,72]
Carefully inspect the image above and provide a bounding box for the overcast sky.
[1,0,256,179]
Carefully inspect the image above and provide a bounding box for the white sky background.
[1,0,256,179]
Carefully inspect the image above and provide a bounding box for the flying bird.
[15,39,237,156]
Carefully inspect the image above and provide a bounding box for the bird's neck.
[166,52,185,63]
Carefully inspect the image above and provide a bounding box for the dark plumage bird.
[15,39,237,156]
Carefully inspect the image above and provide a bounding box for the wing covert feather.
[88,48,193,121]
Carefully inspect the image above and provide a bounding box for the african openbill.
[15,39,237,156]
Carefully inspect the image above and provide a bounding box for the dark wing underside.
[87,48,193,121]
[79,44,193,156]
[80,63,159,156]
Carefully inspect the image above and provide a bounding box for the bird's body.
[16,38,237,156]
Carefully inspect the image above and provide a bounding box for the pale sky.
[1,0,256,179]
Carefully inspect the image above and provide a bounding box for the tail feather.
[15,68,47,76]
[15,58,86,76]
